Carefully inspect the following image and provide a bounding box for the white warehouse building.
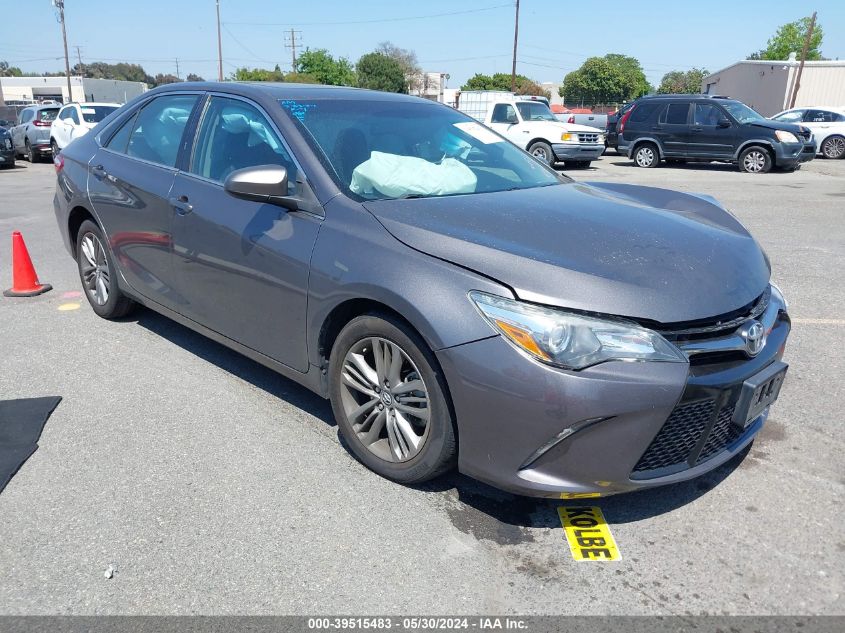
[701,58,845,117]
[0,76,148,105]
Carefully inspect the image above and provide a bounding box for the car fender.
[306,196,511,370]
[628,136,665,158]
[734,138,777,160]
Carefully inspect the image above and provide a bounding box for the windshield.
[515,101,557,122]
[279,98,564,201]
[81,105,118,123]
[38,108,59,122]
[722,101,765,123]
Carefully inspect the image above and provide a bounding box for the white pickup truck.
[456,91,605,167]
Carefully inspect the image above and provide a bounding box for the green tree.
[0,61,23,77]
[657,67,709,94]
[153,73,182,86]
[376,41,421,92]
[604,54,650,99]
[296,49,355,86]
[559,54,649,106]
[356,52,407,93]
[70,62,153,84]
[560,57,627,106]
[751,17,824,60]
[186,73,204,82]
[230,65,285,81]
[461,72,550,98]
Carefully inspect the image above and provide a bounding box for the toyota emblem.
[741,320,766,357]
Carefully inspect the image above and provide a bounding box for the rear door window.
[804,109,839,123]
[661,103,690,125]
[125,94,198,168]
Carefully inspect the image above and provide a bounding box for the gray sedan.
[52,83,791,497]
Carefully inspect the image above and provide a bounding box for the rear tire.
[25,140,36,163]
[633,142,659,168]
[527,141,555,166]
[739,146,772,173]
[75,219,136,319]
[329,313,456,484]
[820,135,845,159]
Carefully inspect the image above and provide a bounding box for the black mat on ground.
[0,396,62,494]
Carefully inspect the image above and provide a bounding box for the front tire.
[821,135,845,159]
[633,142,659,168]
[50,138,60,157]
[75,220,136,319]
[527,141,555,166]
[329,313,456,484]
[739,146,772,173]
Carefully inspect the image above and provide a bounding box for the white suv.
[771,106,845,159]
[51,102,120,152]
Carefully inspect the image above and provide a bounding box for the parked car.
[457,91,604,168]
[618,94,816,173]
[556,111,608,132]
[604,101,635,152]
[50,102,120,153]
[10,103,60,162]
[0,126,15,169]
[770,106,845,159]
[54,83,790,498]
[0,119,14,129]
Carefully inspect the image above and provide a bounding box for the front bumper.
[0,148,15,164]
[773,141,816,166]
[552,142,604,161]
[437,311,790,498]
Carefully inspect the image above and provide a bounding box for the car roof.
[70,102,121,107]
[145,81,435,104]
[640,94,731,100]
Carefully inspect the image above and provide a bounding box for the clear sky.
[1,0,843,89]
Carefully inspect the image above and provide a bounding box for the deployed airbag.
[350,151,477,198]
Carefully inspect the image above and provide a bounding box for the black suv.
[617,94,816,173]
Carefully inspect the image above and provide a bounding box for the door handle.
[169,195,193,215]
[91,164,108,178]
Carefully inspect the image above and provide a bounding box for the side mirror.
[717,118,731,128]
[223,165,298,210]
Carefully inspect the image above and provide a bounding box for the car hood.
[746,118,807,135]
[533,121,602,134]
[363,182,770,324]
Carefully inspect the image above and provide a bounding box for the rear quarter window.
[630,103,659,123]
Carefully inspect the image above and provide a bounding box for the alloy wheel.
[635,146,655,167]
[743,150,766,172]
[80,232,111,306]
[823,137,845,159]
[340,337,431,462]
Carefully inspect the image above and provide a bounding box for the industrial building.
[701,57,845,117]
[0,76,148,106]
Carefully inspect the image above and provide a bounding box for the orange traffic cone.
[3,231,52,297]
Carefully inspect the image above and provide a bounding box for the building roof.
[705,59,845,81]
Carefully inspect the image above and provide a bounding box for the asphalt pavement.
[0,154,842,615]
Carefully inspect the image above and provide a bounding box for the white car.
[50,102,120,152]
[771,106,845,159]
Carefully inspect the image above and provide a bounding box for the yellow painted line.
[57,302,80,311]
[558,506,621,561]
[791,318,845,326]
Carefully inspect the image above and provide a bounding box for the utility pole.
[285,29,302,72]
[788,11,817,109]
[216,0,223,81]
[55,0,73,102]
[175,58,181,80]
[74,45,83,67]
[510,0,520,93]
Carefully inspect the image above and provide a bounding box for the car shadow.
[131,306,748,530]
[132,307,335,426]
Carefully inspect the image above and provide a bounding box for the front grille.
[578,133,600,143]
[697,405,741,464]
[632,400,714,473]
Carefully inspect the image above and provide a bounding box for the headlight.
[469,292,687,370]
[775,130,799,143]
[561,132,575,142]
[597,134,605,143]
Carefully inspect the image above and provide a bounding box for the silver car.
[10,103,60,162]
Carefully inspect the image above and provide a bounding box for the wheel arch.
[631,137,664,158]
[734,140,776,161]
[67,205,98,260]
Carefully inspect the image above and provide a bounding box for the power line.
[222,23,276,65]
[224,3,511,26]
